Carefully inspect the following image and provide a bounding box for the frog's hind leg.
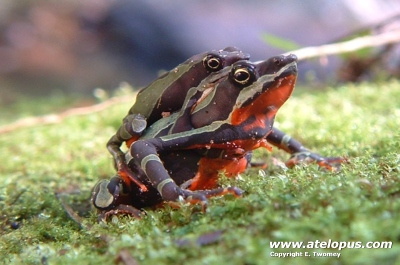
[267,127,346,171]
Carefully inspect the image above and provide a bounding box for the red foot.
[286,151,348,171]
[118,163,148,192]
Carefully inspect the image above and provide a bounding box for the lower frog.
[92,150,243,220]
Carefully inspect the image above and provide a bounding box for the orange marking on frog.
[126,136,140,148]
[189,156,248,190]
[188,140,272,191]
[191,138,273,154]
[231,75,297,127]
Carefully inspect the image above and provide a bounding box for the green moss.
[0,92,86,126]
[1,80,399,264]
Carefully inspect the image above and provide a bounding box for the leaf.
[261,33,301,51]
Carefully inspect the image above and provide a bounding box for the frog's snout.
[285,54,297,63]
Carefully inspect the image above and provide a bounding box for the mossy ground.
[0,80,399,265]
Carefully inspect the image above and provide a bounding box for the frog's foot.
[203,186,243,198]
[118,163,148,192]
[286,151,347,171]
[181,187,243,211]
[98,204,144,222]
[250,161,268,169]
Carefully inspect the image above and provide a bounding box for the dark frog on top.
[106,47,250,191]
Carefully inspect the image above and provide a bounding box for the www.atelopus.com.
[269,240,392,258]
[270,240,392,250]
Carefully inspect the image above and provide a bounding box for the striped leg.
[107,114,148,191]
[132,143,209,205]
[267,127,346,171]
[131,139,245,207]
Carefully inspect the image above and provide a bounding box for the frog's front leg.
[130,138,241,207]
[267,128,346,171]
[131,139,205,203]
[107,114,148,191]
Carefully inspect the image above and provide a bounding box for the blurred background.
[1,0,400,105]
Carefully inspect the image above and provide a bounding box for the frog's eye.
[203,55,223,71]
[230,65,256,87]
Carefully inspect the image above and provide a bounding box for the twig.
[285,29,400,60]
[1,30,400,135]
[0,95,133,134]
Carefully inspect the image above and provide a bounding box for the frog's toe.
[315,156,348,171]
[286,152,346,171]
[98,204,145,222]
[181,190,209,211]
[182,186,243,212]
[182,190,208,203]
[285,151,314,167]
[204,186,244,198]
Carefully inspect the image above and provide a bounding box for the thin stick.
[285,29,400,60]
[1,30,400,134]
[0,95,132,134]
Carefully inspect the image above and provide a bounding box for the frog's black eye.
[203,55,223,71]
[230,64,256,87]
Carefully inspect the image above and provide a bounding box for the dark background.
[1,0,399,103]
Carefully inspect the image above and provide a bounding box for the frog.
[106,47,250,191]
[124,54,300,205]
[93,53,345,218]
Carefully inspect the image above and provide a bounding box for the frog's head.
[189,47,250,75]
[229,54,298,126]
[204,46,251,71]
